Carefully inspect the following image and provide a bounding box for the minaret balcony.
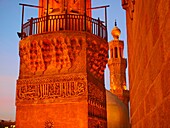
[108,58,127,64]
[108,58,127,70]
[21,14,107,41]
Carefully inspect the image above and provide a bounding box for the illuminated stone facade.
[38,0,91,17]
[122,0,170,127]
[16,31,108,128]
[106,90,130,128]
[16,0,108,127]
[108,23,129,108]
[16,0,137,127]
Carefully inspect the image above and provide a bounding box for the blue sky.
[0,0,127,121]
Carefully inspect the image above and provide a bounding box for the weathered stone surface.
[16,30,108,128]
[19,32,86,78]
[108,25,129,108]
[122,0,170,127]
[16,102,88,128]
[16,74,87,104]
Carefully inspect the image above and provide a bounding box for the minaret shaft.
[108,23,129,107]
[16,0,108,128]
[38,0,91,17]
[108,40,127,98]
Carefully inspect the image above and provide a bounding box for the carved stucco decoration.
[88,82,107,121]
[19,36,83,78]
[121,0,135,20]
[86,38,108,79]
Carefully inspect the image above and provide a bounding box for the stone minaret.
[38,0,91,17]
[16,0,108,128]
[108,21,129,107]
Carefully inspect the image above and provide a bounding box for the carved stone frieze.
[121,0,135,20]
[88,82,107,120]
[16,74,87,104]
[88,82,105,104]
[19,35,84,78]
[17,31,108,127]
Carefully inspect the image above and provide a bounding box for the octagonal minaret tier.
[108,21,129,108]
[39,0,91,17]
[16,0,108,128]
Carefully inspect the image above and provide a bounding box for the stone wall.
[122,0,170,127]
[16,102,88,128]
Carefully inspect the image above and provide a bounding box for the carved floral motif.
[45,120,54,128]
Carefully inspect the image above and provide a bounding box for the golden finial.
[111,20,121,40]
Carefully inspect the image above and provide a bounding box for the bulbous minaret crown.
[108,21,129,107]
[111,21,121,40]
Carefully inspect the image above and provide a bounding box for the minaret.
[108,21,129,107]
[16,0,108,128]
[38,0,91,16]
